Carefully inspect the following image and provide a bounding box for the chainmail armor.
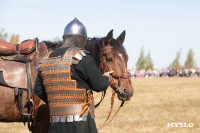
[39,47,95,122]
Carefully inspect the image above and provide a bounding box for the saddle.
[0,39,49,129]
[0,39,48,89]
[0,39,36,55]
[0,59,29,88]
[0,39,37,63]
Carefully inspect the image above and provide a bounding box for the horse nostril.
[123,88,127,93]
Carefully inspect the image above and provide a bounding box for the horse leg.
[32,96,50,133]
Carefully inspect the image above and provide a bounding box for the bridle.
[112,72,132,88]
[97,43,131,130]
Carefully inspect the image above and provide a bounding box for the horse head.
[99,30,134,101]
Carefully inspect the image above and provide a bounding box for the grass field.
[0,77,199,133]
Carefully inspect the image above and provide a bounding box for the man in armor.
[34,18,112,133]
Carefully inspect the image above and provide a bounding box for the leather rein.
[97,45,131,130]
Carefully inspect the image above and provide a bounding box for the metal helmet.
[63,18,87,37]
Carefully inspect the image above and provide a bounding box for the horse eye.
[106,57,113,62]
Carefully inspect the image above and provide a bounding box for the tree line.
[0,28,61,44]
[136,47,196,70]
[0,29,19,44]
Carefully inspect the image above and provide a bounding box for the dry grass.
[0,77,199,133]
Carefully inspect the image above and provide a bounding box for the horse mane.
[42,41,63,51]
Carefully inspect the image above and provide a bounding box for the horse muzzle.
[111,84,133,101]
[116,87,133,101]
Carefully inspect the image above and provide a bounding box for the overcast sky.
[1,0,200,69]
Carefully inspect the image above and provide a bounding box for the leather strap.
[16,44,20,54]
[98,90,115,130]
[95,90,106,108]
[98,100,125,130]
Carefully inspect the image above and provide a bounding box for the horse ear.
[116,30,126,45]
[105,29,113,45]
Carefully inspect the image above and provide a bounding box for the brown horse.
[86,30,133,101]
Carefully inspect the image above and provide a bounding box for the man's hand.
[103,71,114,82]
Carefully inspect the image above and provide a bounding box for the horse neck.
[86,38,102,68]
